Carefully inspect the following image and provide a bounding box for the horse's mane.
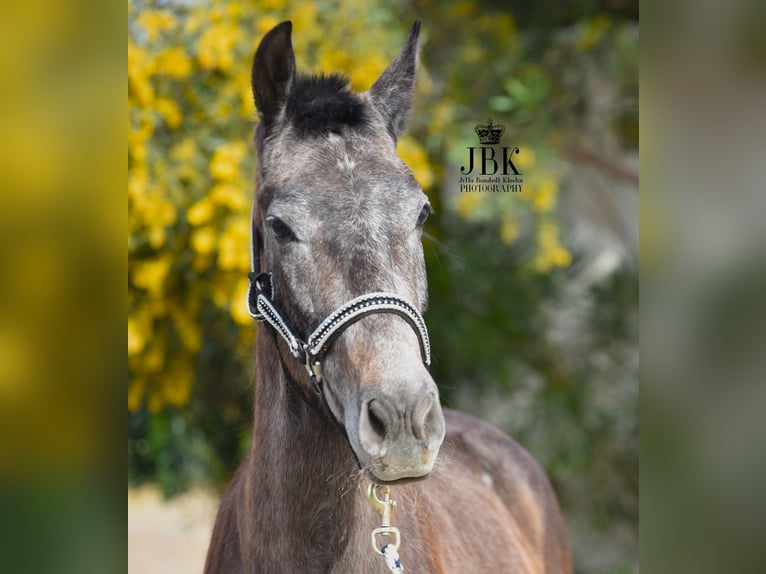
[286,73,367,137]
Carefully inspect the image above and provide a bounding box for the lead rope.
[382,545,404,573]
[368,484,405,573]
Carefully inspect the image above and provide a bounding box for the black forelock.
[286,73,367,137]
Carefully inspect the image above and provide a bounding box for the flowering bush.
[128,0,573,413]
[127,0,637,449]
[128,0,439,413]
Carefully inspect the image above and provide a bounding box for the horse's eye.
[266,216,294,242]
[417,203,433,227]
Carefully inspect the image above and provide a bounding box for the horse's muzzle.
[356,385,445,481]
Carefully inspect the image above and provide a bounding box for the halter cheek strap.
[246,209,432,423]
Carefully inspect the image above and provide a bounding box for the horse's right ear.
[369,20,421,141]
[252,21,295,131]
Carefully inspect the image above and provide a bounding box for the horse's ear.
[369,20,421,141]
[252,21,295,131]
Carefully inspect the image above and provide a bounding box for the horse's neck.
[243,330,364,571]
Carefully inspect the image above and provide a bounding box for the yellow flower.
[211,182,248,210]
[162,361,193,407]
[184,9,205,35]
[129,137,148,164]
[170,138,196,163]
[318,47,352,75]
[257,15,281,36]
[397,137,434,190]
[138,192,177,228]
[551,246,572,267]
[428,102,453,135]
[500,216,519,244]
[187,196,215,226]
[534,222,571,271]
[515,147,536,170]
[132,256,171,297]
[237,72,255,118]
[291,3,318,40]
[257,0,287,11]
[147,226,167,249]
[350,54,387,92]
[128,109,154,153]
[191,226,216,255]
[128,40,155,106]
[230,277,251,326]
[128,317,147,356]
[225,1,243,21]
[128,166,148,200]
[197,22,241,71]
[129,182,155,220]
[211,276,232,308]
[137,10,176,42]
[155,97,182,129]
[128,377,147,412]
[210,142,247,181]
[171,310,202,352]
[218,218,249,271]
[142,338,166,373]
[156,47,192,79]
[532,177,558,213]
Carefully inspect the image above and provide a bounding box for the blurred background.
[128,1,638,572]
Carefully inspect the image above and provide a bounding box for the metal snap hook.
[368,484,401,553]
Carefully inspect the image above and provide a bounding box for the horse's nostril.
[422,396,443,445]
[412,393,435,441]
[366,399,388,442]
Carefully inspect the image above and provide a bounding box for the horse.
[204,20,571,574]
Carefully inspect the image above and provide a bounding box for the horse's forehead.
[264,131,414,211]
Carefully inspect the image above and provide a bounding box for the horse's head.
[249,21,445,482]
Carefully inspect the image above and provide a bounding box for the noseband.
[246,207,431,420]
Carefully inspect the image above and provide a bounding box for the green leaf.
[490,95,515,112]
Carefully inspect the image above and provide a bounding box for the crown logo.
[474,119,505,145]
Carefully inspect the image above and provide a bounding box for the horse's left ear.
[252,21,295,132]
[369,20,421,141]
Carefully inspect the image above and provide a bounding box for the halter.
[245,204,432,422]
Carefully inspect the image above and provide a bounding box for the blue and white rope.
[381,544,404,573]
